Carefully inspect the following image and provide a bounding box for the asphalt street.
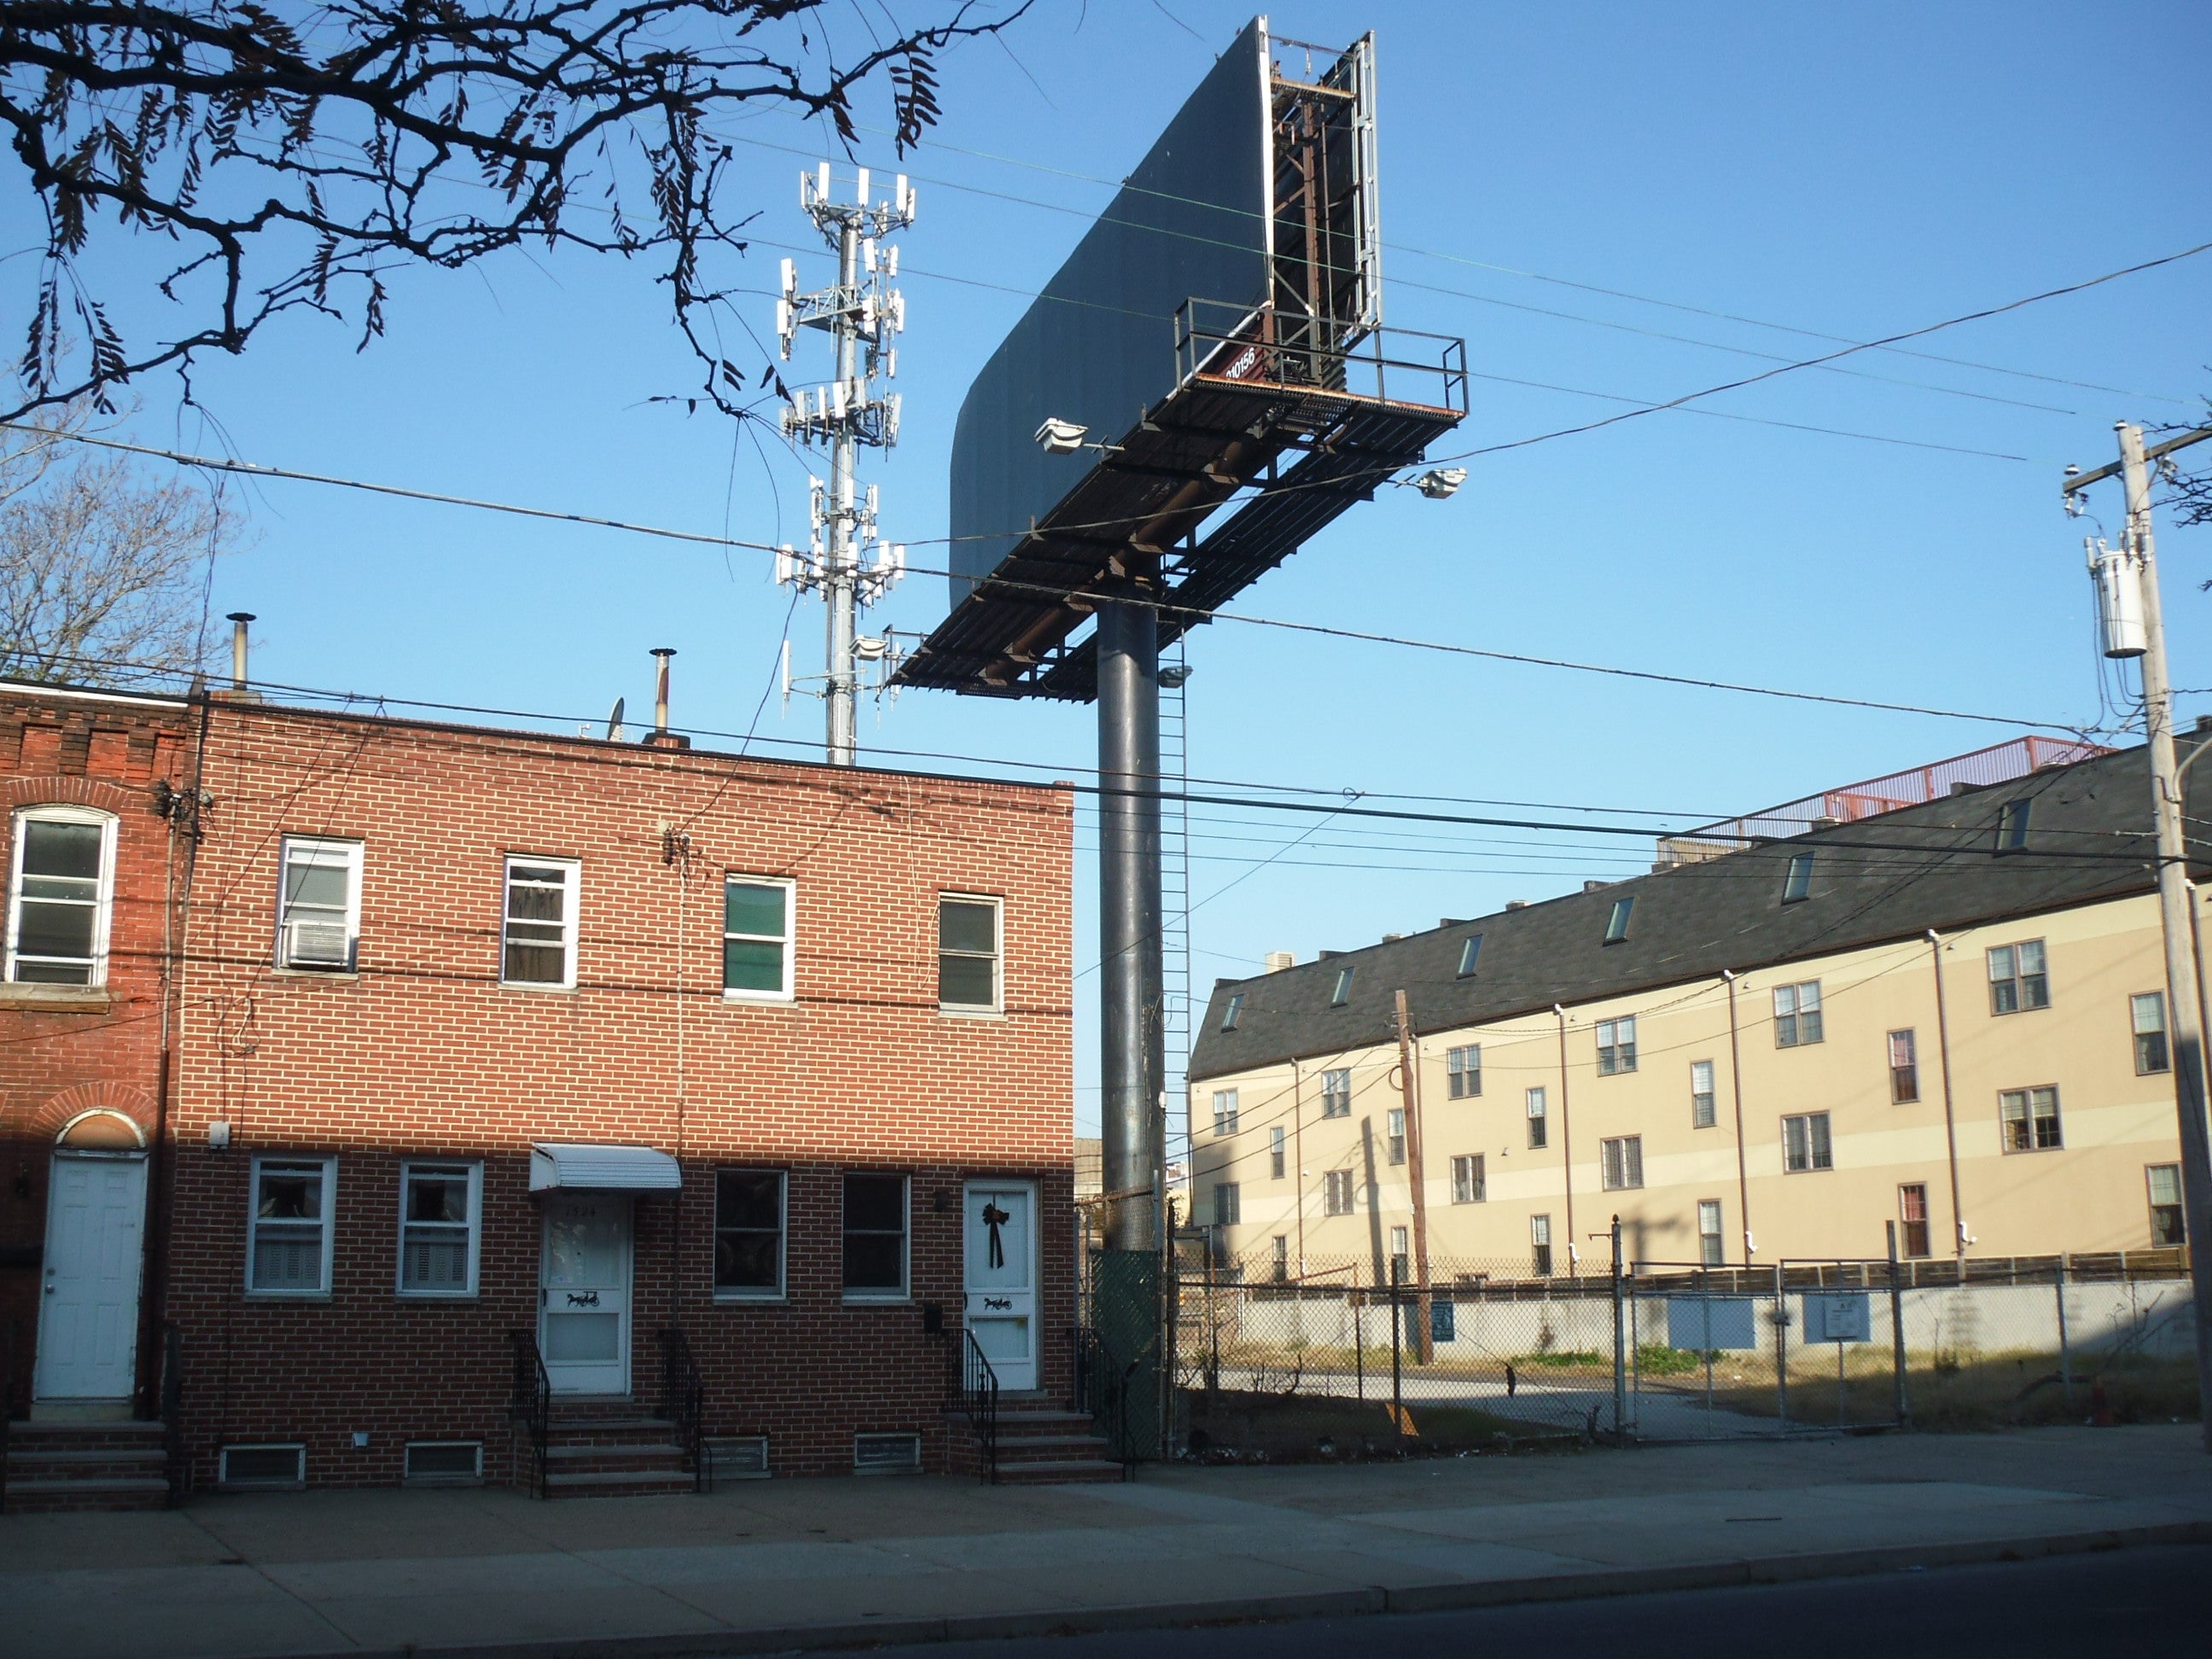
[860,1541,2210,1659]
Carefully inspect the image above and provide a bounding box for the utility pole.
[1393,990,1432,1363]
[2066,418,2212,1450]
[776,163,913,765]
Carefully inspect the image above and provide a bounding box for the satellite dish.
[605,697,626,742]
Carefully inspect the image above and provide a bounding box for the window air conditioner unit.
[285,919,351,969]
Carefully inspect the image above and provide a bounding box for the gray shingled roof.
[1189,742,2202,1082]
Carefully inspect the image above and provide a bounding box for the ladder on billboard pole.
[773,163,915,765]
[1158,637,1193,1203]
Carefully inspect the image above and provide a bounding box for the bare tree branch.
[0,395,242,682]
[0,2,1028,421]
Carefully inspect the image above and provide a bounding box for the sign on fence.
[1431,1300,1456,1343]
[1800,1290,1871,1343]
[1666,1295,1759,1352]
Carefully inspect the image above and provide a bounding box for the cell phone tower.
[774,163,913,766]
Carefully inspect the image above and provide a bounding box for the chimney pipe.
[643,649,689,749]
[225,613,255,690]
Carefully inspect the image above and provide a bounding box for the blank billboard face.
[946,18,1272,602]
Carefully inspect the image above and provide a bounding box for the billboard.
[946,19,1379,606]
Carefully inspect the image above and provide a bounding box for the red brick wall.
[167,701,1074,1486]
[0,690,193,1412]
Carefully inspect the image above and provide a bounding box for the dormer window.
[1330,966,1353,1007]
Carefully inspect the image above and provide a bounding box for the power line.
[826,122,2195,407]
[4,425,2103,735]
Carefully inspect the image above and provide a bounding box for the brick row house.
[0,678,1089,1506]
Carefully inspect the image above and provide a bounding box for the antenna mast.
[777,163,913,766]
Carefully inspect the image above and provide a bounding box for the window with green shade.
[938,894,1000,1011]
[722,876,793,998]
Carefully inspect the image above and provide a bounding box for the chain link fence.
[1161,1243,2198,1458]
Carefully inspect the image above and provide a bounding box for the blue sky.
[9,2,2209,1138]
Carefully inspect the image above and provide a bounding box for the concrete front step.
[5,1420,173,1512]
[992,1458,1126,1486]
[3,1476,172,1512]
[542,1468,698,1497]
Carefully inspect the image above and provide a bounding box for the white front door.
[539,1195,632,1394]
[963,1181,1039,1392]
[35,1154,148,1403]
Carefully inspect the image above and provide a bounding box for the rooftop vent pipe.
[226,612,255,690]
[643,648,690,749]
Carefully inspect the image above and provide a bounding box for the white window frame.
[1691,1058,1717,1129]
[1773,980,1824,1047]
[276,836,364,973]
[5,805,118,987]
[713,1167,789,1301]
[1447,1045,1481,1099]
[841,1172,910,1301]
[1451,1153,1485,1205]
[1212,1088,1240,1136]
[247,1154,338,1298]
[723,874,796,1003]
[1319,1068,1353,1118]
[395,1161,482,1298]
[1597,1016,1637,1075]
[2132,992,2170,1075]
[1781,1111,1834,1173]
[936,892,1002,1015]
[500,856,579,989]
[1600,1134,1644,1190]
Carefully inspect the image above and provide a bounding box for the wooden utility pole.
[1393,990,1433,1364]
[2065,419,2212,1451]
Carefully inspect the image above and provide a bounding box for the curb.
[255,1516,2212,1659]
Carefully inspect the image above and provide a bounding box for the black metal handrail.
[1174,297,1470,415]
[959,1327,999,1486]
[507,1330,551,1499]
[1,1318,15,1515]
[158,1321,184,1506]
[656,1329,706,1495]
[1071,1325,1141,1482]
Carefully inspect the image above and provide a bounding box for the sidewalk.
[4,1428,2209,1659]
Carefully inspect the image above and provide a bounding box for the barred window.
[1323,1170,1355,1216]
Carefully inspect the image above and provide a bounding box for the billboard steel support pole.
[1098,595,1165,1254]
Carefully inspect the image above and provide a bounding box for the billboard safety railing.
[1174,299,1468,418]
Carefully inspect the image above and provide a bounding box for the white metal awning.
[528,1143,683,1193]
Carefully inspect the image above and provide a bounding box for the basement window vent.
[853,1432,923,1476]
[403,1441,482,1484]
[708,1435,770,1480]
[219,1443,306,1488]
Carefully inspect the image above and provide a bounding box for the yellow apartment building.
[1186,740,2197,1281]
